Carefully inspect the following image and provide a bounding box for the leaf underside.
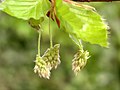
[56,0,108,47]
[0,0,50,20]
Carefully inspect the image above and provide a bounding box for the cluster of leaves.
[0,0,108,79]
[0,0,108,47]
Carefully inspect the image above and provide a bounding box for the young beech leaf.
[28,17,44,30]
[56,0,109,47]
[0,0,50,20]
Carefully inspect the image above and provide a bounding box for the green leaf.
[28,17,44,30]
[56,0,109,47]
[0,0,50,20]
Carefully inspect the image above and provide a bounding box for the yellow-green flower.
[34,55,51,79]
[42,44,61,70]
[72,50,90,75]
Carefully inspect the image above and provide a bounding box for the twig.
[72,0,120,2]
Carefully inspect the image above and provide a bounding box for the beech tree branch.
[73,0,120,2]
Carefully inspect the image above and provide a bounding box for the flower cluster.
[72,50,90,75]
[34,44,60,79]
[42,44,61,70]
[34,55,50,79]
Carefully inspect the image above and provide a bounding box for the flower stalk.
[49,16,53,48]
[38,29,41,56]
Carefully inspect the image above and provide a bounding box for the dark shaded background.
[0,1,120,90]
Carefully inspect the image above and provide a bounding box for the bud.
[34,55,51,79]
[42,44,61,70]
[72,50,90,75]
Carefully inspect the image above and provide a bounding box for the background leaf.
[0,0,50,20]
[56,0,109,47]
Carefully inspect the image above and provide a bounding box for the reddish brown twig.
[72,0,120,2]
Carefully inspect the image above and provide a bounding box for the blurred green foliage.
[0,2,120,90]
